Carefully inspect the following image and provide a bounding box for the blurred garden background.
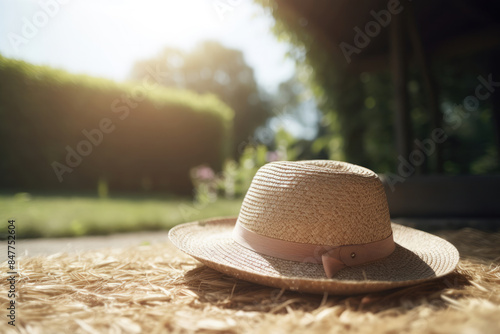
[1,0,500,238]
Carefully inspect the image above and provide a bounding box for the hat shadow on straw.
[180,263,470,313]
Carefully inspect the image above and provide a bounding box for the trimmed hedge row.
[0,56,233,194]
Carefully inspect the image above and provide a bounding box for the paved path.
[17,231,171,257]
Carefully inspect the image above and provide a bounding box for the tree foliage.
[130,41,270,157]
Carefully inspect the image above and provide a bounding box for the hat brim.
[168,217,459,295]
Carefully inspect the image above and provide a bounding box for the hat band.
[232,222,395,278]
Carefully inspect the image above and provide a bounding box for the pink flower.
[266,151,280,162]
[195,166,215,180]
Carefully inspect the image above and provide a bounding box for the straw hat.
[169,160,459,294]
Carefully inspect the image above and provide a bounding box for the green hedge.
[0,55,233,194]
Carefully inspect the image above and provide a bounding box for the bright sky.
[0,0,296,93]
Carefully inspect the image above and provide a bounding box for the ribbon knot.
[321,248,345,278]
[232,223,396,279]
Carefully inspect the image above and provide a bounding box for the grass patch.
[0,193,242,239]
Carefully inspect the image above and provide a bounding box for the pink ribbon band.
[232,223,395,278]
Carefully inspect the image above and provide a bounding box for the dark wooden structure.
[275,0,500,164]
[273,0,500,218]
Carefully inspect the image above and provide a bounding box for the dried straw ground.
[1,228,500,334]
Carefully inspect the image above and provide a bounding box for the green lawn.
[0,193,242,239]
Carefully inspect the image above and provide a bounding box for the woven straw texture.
[237,160,391,245]
[168,218,459,294]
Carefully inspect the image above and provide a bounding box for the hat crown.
[236,160,392,246]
